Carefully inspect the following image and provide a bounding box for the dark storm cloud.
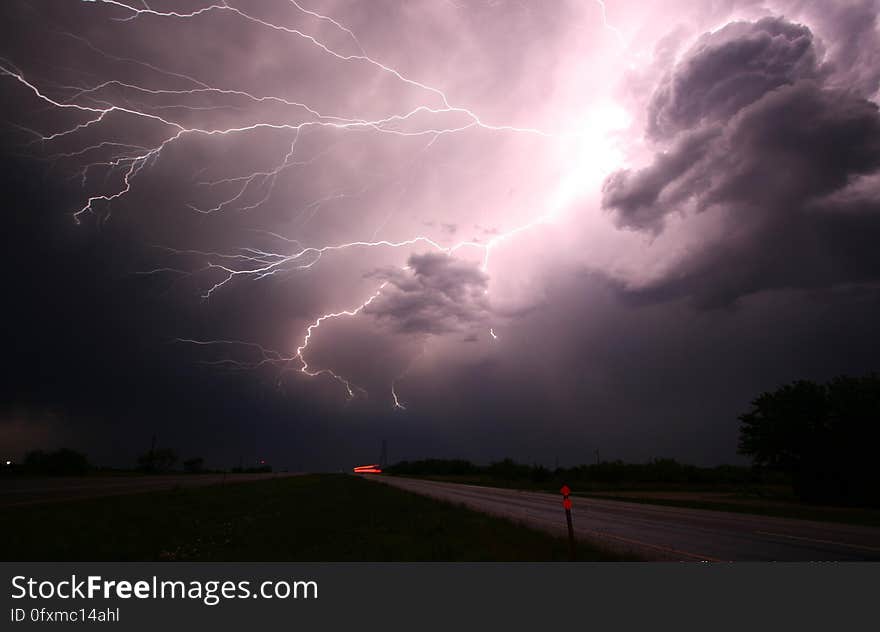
[600,125,720,232]
[646,17,820,140]
[365,253,490,334]
[804,0,880,97]
[603,15,880,306]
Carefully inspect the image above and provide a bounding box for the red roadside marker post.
[560,485,575,561]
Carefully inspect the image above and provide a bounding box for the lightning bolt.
[4,0,625,409]
[594,0,626,48]
[294,283,390,398]
[391,384,407,410]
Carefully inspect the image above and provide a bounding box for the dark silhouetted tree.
[137,448,177,473]
[183,457,204,473]
[23,449,91,476]
[738,374,880,506]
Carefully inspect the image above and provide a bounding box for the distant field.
[0,474,625,561]
[399,475,880,528]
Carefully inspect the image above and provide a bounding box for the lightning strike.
[594,0,626,47]
[2,0,627,408]
[391,383,406,411]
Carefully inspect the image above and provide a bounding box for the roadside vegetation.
[387,373,880,527]
[0,474,626,561]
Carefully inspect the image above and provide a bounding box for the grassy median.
[1,474,624,561]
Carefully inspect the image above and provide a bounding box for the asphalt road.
[373,476,880,561]
[0,473,295,508]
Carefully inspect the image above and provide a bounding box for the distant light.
[353,464,382,474]
[4,461,10,466]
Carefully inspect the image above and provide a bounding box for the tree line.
[387,457,779,487]
[390,373,880,507]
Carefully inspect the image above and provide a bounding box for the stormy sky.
[2,0,879,471]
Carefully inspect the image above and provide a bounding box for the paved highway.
[0,473,296,508]
[373,476,880,561]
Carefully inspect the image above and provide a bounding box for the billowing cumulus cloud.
[805,0,880,97]
[646,18,820,140]
[603,14,880,306]
[365,253,490,335]
[601,125,721,232]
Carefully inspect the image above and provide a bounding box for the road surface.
[372,476,880,561]
[0,473,296,508]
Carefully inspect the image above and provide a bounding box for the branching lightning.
[3,0,625,409]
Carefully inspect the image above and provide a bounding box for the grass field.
[0,474,625,561]
[396,475,880,528]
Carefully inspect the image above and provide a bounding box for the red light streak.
[353,464,383,473]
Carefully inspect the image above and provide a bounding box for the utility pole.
[595,449,600,465]
[145,434,156,472]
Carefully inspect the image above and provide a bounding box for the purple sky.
[1,0,879,470]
